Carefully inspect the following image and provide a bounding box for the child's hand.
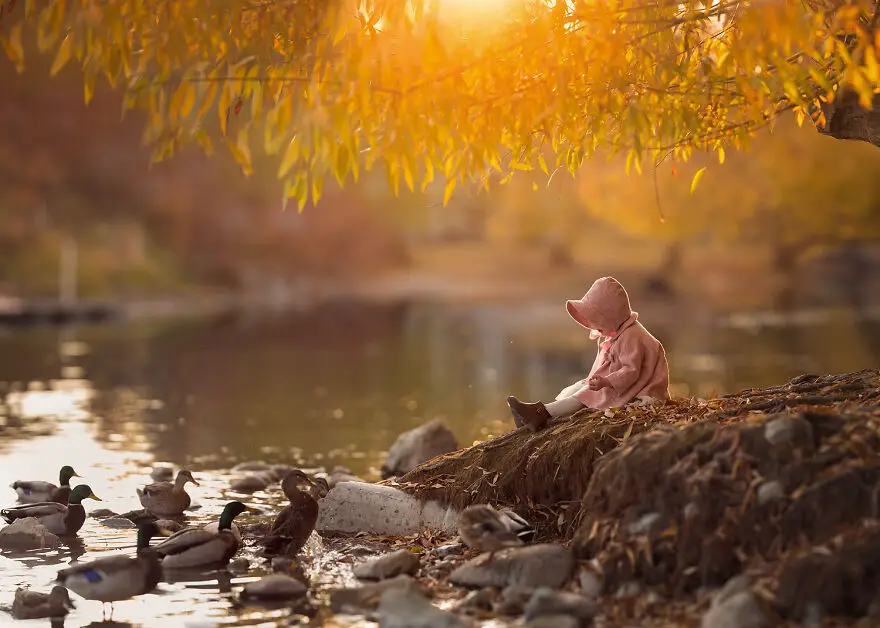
[588,375,609,390]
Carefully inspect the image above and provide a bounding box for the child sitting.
[507,276,670,431]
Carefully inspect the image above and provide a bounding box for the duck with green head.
[57,521,162,620]
[154,501,249,569]
[11,465,81,505]
[1,484,101,535]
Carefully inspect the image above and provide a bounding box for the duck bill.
[190,480,201,487]
[155,525,177,537]
[71,472,83,478]
[88,493,103,501]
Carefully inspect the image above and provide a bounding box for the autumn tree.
[2,0,880,208]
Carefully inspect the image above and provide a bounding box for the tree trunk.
[816,89,880,148]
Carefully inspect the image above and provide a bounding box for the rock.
[354,549,421,580]
[763,416,814,450]
[270,557,310,584]
[434,543,463,558]
[241,574,307,601]
[495,585,535,615]
[0,518,60,550]
[154,519,186,533]
[756,480,785,506]
[315,481,458,536]
[524,588,597,625]
[626,511,663,536]
[329,465,364,487]
[119,509,156,525]
[330,575,424,613]
[150,464,175,481]
[614,581,642,598]
[455,588,497,613]
[377,587,467,628]
[449,544,575,590]
[229,557,250,574]
[525,616,580,628]
[89,508,118,519]
[230,475,270,492]
[101,517,137,529]
[701,576,771,628]
[380,419,460,479]
[232,461,272,472]
[577,569,604,599]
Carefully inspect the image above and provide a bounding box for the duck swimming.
[1,484,101,536]
[137,469,198,517]
[154,500,248,569]
[57,521,162,620]
[258,470,320,557]
[11,465,81,504]
[457,504,525,559]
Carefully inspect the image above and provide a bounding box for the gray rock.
[449,544,575,590]
[329,575,423,613]
[354,549,420,580]
[329,465,365,487]
[118,509,155,524]
[701,576,771,628]
[524,588,596,625]
[0,518,60,550]
[525,616,580,628]
[241,574,307,601]
[577,569,604,599]
[378,587,466,628]
[626,512,662,536]
[614,581,642,598]
[150,464,175,482]
[232,460,272,472]
[756,481,785,506]
[230,475,270,492]
[435,543,463,558]
[270,464,295,481]
[101,517,137,529]
[380,419,459,479]
[764,416,814,450]
[229,557,250,574]
[88,508,119,519]
[455,588,496,613]
[496,585,535,615]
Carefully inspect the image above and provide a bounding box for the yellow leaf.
[278,136,301,179]
[333,146,351,185]
[197,80,218,122]
[170,82,196,121]
[218,79,232,137]
[443,177,456,206]
[421,158,435,193]
[50,34,73,77]
[84,72,96,104]
[690,167,707,194]
[311,175,324,205]
[717,147,725,164]
[0,23,25,72]
[402,155,415,192]
[228,127,253,177]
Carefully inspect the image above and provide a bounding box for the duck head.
[59,466,82,486]
[280,470,316,501]
[175,470,200,487]
[68,485,101,505]
[218,501,249,531]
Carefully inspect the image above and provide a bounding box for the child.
[507,276,670,431]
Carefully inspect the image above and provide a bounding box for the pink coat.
[562,277,670,409]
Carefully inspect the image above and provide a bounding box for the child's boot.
[507,396,551,432]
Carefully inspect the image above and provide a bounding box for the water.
[1,299,879,627]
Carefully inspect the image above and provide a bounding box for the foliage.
[2,0,880,209]
[577,116,880,259]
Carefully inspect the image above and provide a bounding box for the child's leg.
[555,381,584,401]
[544,395,586,418]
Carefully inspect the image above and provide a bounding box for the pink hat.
[566,277,633,334]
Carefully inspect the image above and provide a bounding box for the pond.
[1,298,879,627]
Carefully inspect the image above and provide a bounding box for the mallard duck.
[57,521,162,620]
[136,469,199,517]
[258,470,320,557]
[1,484,101,535]
[11,585,75,620]
[11,465,81,504]
[457,504,525,559]
[153,500,248,569]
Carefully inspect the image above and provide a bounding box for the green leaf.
[690,167,707,194]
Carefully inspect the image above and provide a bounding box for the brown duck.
[259,470,321,557]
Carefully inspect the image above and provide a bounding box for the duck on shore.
[153,501,249,569]
[11,585,75,620]
[457,504,526,560]
[137,469,199,517]
[258,470,321,557]
[57,521,162,620]
[1,484,101,536]
[11,465,81,504]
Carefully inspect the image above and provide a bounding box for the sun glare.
[433,0,521,22]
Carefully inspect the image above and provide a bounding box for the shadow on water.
[0,297,879,626]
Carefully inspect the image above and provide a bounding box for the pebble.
[524,588,596,624]
[377,587,466,628]
[614,581,642,598]
[764,416,814,450]
[701,575,771,628]
[434,543,463,558]
[229,475,270,492]
[455,588,496,613]
[228,557,250,574]
[101,517,137,529]
[495,585,535,615]
[449,544,575,590]
[329,575,424,613]
[353,548,420,580]
[756,480,785,506]
[88,508,119,519]
[577,569,604,599]
[241,574,308,601]
[0,518,60,550]
[232,461,273,473]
